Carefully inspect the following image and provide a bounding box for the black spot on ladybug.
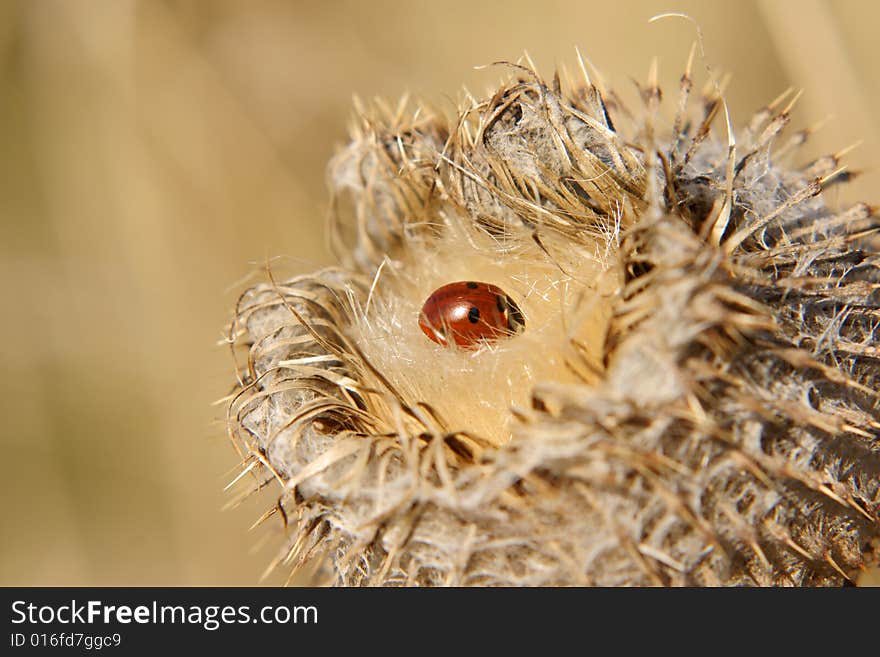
[466,281,478,289]
[468,306,480,323]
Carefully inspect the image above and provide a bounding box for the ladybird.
[418,281,525,349]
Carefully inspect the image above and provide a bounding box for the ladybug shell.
[418,281,525,349]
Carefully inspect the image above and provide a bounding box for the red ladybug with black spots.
[418,281,525,349]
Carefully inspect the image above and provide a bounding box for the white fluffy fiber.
[349,212,618,446]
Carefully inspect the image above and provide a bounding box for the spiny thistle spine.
[224,47,880,586]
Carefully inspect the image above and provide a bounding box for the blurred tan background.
[1,0,877,586]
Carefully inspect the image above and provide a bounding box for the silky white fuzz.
[352,213,620,446]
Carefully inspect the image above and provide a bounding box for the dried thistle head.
[224,44,880,585]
